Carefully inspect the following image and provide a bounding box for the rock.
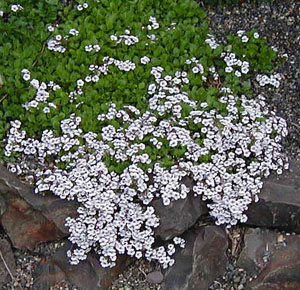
[238,228,300,290]
[33,241,131,290]
[163,225,228,290]
[0,164,78,250]
[153,176,208,241]
[146,271,164,284]
[245,159,300,233]
[236,228,279,275]
[1,197,64,250]
[0,238,16,286]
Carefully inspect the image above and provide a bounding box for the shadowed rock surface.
[238,228,300,290]
[0,238,16,287]
[237,228,279,275]
[0,164,78,249]
[245,159,300,233]
[33,241,131,290]
[162,225,228,290]
[153,176,208,241]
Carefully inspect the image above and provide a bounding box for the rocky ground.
[0,0,299,289]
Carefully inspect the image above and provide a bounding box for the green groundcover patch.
[0,0,288,268]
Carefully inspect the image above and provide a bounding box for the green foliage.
[0,0,283,173]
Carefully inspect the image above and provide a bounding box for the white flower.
[192,67,199,74]
[92,75,99,82]
[237,30,245,37]
[241,36,249,43]
[21,68,30,74]
[77,79,84,87]
[110,34,118,41]
[69,29,79,36]
[141,56,150,65]
[29,100,39,108]
[30,79,39,89]
[48,26,54,32]
[241,67,249,74]
[225,67,233,73]
[235,71,241,77]
[43,107,50,113]
[23,74,30,81]
[11,5,21,12]
[93,44,101,52]
[253,32,259,39]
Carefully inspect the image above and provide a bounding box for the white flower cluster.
[166,22,177,31]
[147,16,160,30]
[4,9,289,268]
[236,30,249,42]
[5,58,288,266]
[84,44,101,52]
[187,94,288,226]
[141,56,151,65]
[47,29,79,53]
[20,69,59,111]
[47,24,58,32]
[209,66,219,81]
[5,107,189,268]
[10,4,23,12]
[205,34,220,49]
[47,36,66,53]
[221,52,250,76]
[69,28,79,36]
[77,3,88,11]
[186,57,208,81]
[5,114,82,160]
[256,73,281,88]
[110,30,139,46]
[73,56,136,96]
[21,68,31,81]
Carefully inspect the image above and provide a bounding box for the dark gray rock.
[245,159,300,233]
[163,225,228,290]
[33,241,131,290]
[0,164,78,249]
[0,238,16,286]
[153,176,208,241]
[236,228,279,275]
[146,271,164,284]
[1,196,64,250]
[237,228,300,290]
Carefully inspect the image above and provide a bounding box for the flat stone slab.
[0,164,78,249]
[162,225,228,290]
[245,158,300,233]
[237,228,300,290]
[33,241,131,290]
[153,176,208,241]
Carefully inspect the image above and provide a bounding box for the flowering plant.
[1,0,288,268]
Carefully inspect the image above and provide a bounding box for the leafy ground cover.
[0,0,289,269]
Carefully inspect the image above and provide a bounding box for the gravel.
[2,0,299,289]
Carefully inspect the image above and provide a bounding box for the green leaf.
[52,119,60,130]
